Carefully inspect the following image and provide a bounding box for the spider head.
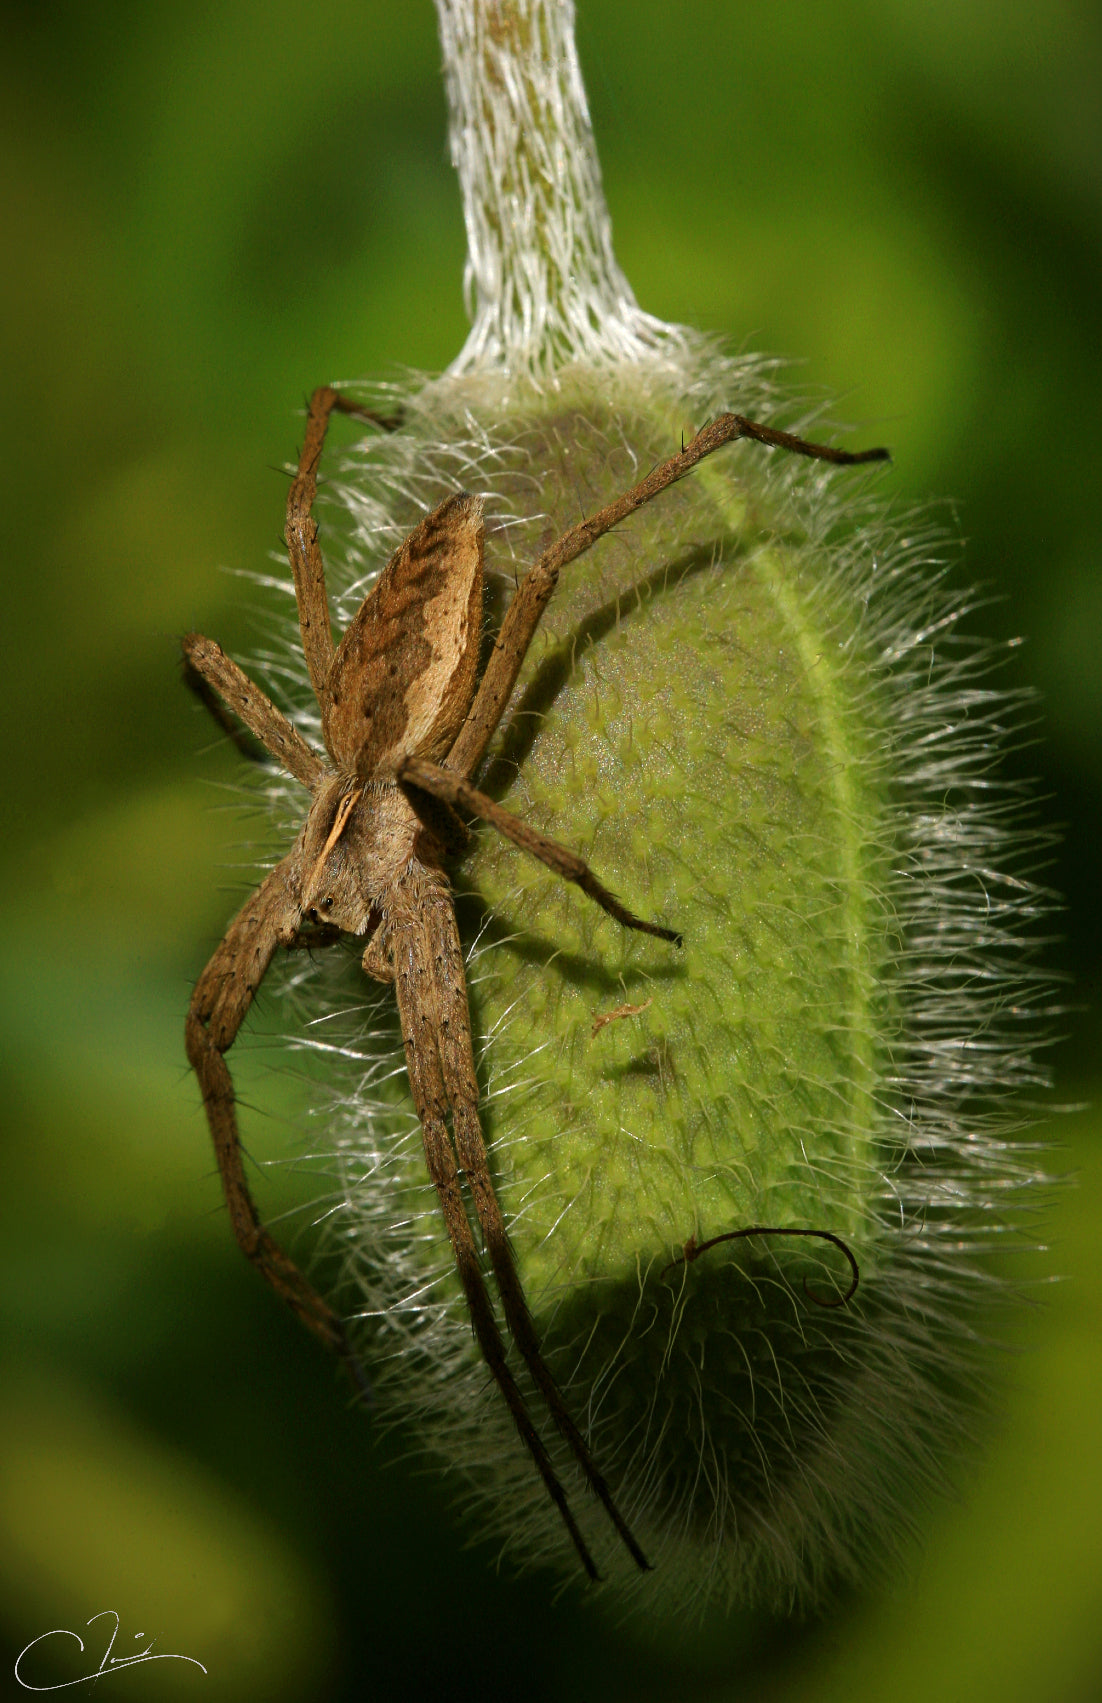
[296,772,421,933]
[304,892,337,925]
[297,776,373,934]
[299,857,365,934]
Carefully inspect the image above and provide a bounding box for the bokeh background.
[2,1,1100,1697]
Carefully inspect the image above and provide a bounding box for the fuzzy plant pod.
[230,0,1052,1612]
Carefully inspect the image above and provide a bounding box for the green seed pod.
[242,0,1050,1612]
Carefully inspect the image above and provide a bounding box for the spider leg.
[286,387,398,706]
[182,633,327,792]
[446,411,888,780]
[388,898,601,1581]
[400,756,680,945]
[183,653,270,769]
[411,879,650,1573]
[186,855,366,1392]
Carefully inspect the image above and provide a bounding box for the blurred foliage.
[0,0,1099,1697]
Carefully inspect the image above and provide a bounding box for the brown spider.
[184,387,886,1579]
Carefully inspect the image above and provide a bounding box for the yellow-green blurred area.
[1,0,1099,1697]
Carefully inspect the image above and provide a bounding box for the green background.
[2,0,1100,1697]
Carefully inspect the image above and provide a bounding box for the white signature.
[15,1610,207,1690]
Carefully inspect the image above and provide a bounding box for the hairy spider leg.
[446,410,888,781]
[182,654,272,770]
[399,757,680,945]
[286,387,400,704]
[184,856,369,1398]
[182,633,326,790]
[415,881,652,1571]
[378,871,603,1579]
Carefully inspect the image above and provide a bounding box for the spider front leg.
[381,879,604,1580]
[382,866,649,1574]
[186,855,366,1393]
[423,884,652,1573]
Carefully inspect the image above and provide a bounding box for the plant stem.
[433,0,679,374]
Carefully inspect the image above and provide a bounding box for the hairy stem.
[433,0,680,372]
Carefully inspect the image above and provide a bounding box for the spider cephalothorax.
[184,386,886,1578]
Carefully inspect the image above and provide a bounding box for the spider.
[184,387,887,1579]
